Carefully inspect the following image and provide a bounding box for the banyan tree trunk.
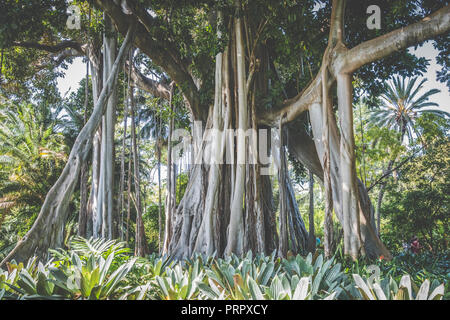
[129,84,147,257]
[165,11,305,259]
[0,27,134,267]
[288,106,391,260]
[78,57,90,238]
[277,124,309,257]
[97,15,118,240]
[86,42,103,240]
[163,84,176,254]
[307,170,316,253]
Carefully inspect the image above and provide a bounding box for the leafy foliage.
[2,238,445,300]
[368,76,447,144]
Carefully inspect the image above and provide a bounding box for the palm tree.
[369,76,448,144]
[0,101,67,254]
[369,76,449,235]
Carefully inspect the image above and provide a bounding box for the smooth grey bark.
[118,58,130,241]
[157,126,162,253]
[307,170,316,253]
[126,137,132,244]
[337,72,363,259]
[129,84,147,257]
[225,8,247,256]
[163,84,175,254]
[86,45,103,239]
[321,64,334,258]
[98,15,118,239]
[0,27,134,266]
[78,53,90,238]
[278,123,288,257]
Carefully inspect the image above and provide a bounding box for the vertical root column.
[337,73,362,259]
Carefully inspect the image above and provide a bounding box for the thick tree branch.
[261,4,450,127]
[125,62,171,100]
[329,0,346,45]
[94,0,205,121]
[334,5,450,74]
[12,40,86,70]
[12,40,84,55]
[258,73,323,127]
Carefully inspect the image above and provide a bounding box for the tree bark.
[276,122,309,257]
[129,84,147,257]
[225,7,247,256]
[86,44,103,240]
[336,72,363,259]
[163,84,175,254]
[98,15,118,240]
[126,138,132,244]
[307,170,316,253]
[277,122,288,257]
[78,53,90,238]
[157,118,162,253]
[117,51,132,241]
[166,15,281,259]
[321,64,334,259]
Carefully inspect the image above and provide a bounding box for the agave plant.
[197,251,280,300]
[282,253,348,299]
[47,252,136,300]
[1,251,136,300]
[151,258,204,300]
[263,274,337,300]
[352,274,445,300]
[0,256,65,299]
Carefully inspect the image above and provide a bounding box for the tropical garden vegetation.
[0,0,449,300]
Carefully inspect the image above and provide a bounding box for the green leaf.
[36,272,53,296]
[352,274,375,300]
[428,283,444,300]
[198,282,219,300]
[415,280,430,300]
[293,277,309,300]
[248,277,264,300]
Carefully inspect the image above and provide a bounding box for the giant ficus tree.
[1,0,449,265]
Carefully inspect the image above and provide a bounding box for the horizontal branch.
[258,72,324,127]
[260,4,450,127]
[334,5,450,74]
[126,62,171,100]
[12,40,84,55]
[94,0,204,121]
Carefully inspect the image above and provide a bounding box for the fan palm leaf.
[369,76,448,144]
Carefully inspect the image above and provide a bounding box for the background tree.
[382,114,450,252]
[368,76,448,234]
